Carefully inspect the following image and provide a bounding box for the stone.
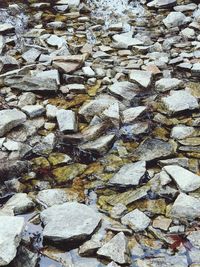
[0,216,24,266]
[97,232,130,264]
[108,81,138,101]
[0,23,15,34]
[155,78,184,92]
[113,32,143,49]
[36,189,76,208]
[181,27,195,39]
[121,209,151,232]
[48,153,71,166]
[171,125,195,140]
[153,216,172,231]
[22,48,41,63]
[57,0,80,8]
[187,230,200,249]
[46,104,59,119]
[18,92,36,107]
[110,203,127,219]
[79,235,102,256]
[0,56,19,74]
[148,0,176,8]
[0,193,34,215]
[46,34,66,48]
[12,246,38,267]
[35,70,60,85]
[129,70,152,88]
[170,193,200,220]
[40,202,101,244]
[0,109,26,137]
[56,109,77,133]
[82,66,95,77]
[109,161,146,186]
[21,105,45,118]
[163,12,187,28]
[4,76,58,92]
[134,138,174,161]
[79,134,115,155]
[162,90,198,114]
[136,256,188,267]
[163,165,200,192]
[122,106,146,124]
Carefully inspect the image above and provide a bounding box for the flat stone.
[56,109,77,133]
[0,216,24,266]
[4,76,58,92]
[134,138,174,161]
[163,12,187,28]
[163,165,200,192]
[0,109,26,137]
[162,90,198,114]
[0,23,15,34]
[110,203,127,219]
[0,193,34,215]
[113,32,143,49]
[121,209,151,232]
[171,125,195,140]
[148,0,176,8]
[108,81,138,101]
[56,0,80,8]
[22,48,41,63]
[35,70,60,85]
[79,134,115,155]
[153,216,172,231]
[18,92,36,107]
[46,35,66,48]
[155,78,184,92]
[97,232,130,264]
[171,193,200,220]
[129,70,152,88]
[40,202,101,244]
[109,161,146,187]
[21,105,45,118]
[122,106,146,124]
[0,56,19,74]
[187,230,200,249]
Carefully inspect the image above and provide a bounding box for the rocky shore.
[0,0,200,266]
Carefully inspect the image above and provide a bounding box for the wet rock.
[162,90,198,114]
[113,32,143,49]
[155,78,184,92]
[0,193,34,215]
[80,134,115,155]
[134,138,174,161]
[36,189,77,208]
[0,216,24,266]
[57,109,77,133]
[122,106,146,124]
[97,232,130,265]
[121,209,151,232]
[21,105,45,118]
[108,81,138,101]
[163,12,187,28]
[0,23,15,34]
[0,109,26,137]
[129,70,152,88]
[163,165,200,192]
[109,161,146,187]
[40,202,101,244]
[4,76,58,92]
[170,193,200,220]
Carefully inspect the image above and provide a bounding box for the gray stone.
[163,165,200,192]
[110,161,146,186]
[163,12,187,28]
[35,70,60,85]
[155,78,184,92]
[57,109,77,132]
[97,232,130,264]
[22,48,41,63]
[12,246,38,267]
[0,216,24,266]
[187,230,200,249]
[18,92,36,107]
[113,32,143,49]
[129,70,152,88]
[21,105,45,118]
[40,202,101,244]
[121,209,151,232]
[36,189,70,208]
[108,81,138,101]
[171,125,195,140]
[0,56,19,74]
[122,106,146,124]
[46,34,66,48]
[110,203,127,219]
[148,0,176,8]
[0,109,26,137]
[134,138,174,161]
[171,193,200,220]
[162,90,198,114]
[57,0,80,8]
[0,23,15,34]
[0,193,34,215]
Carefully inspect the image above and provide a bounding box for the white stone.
[129,70,152,88]
[163,12,187,28]
[36,189,69,208]
[46,104,59,119]
[122,106,146,124]
[171,125,195,140]
[56,109,77,132]
[121,209,151,232]
[82,66,95,77]
[155,78,184,92]
[21,105,45,118]
[113,32,143,49]
[108,81,138,101]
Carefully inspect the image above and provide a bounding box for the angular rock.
[109,161,146,186]
[163,165,200,192]
[35,70,60,85]
[122,106,146,124]
[21,105,45,118]
[0,216,24,266]
[121,209,151,232]
[148,0,176,8]
[171,193,200,220]
[0,109,26,137]
[0,23,15,34]
[163,12,187,28]
[129,70,152,88]
[108,81,138,101]
[113,32,143,49]
[171,125,195,140]
[187,230,200,249]
[162,90,198,114]
[0,56,19,74]
[22,48,41,63]
[40,202,101,244]
[134,138,174,161]
[155,78,184,92]
[56,109,77,133]
[97,232,130,264]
